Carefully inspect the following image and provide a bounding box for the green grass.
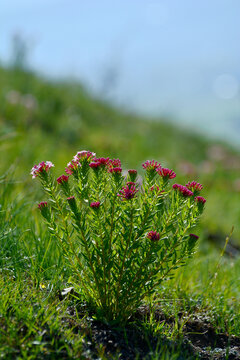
[1,180,239,358]
[0,65,240,359]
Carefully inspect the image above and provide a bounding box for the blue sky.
[1,0,240,144]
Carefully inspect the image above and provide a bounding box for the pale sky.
[1,0,240,144]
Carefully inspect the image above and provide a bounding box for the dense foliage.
[32,151,206,323]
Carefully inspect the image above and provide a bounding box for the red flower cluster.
[94,157,110,166]
[38,201,47,209]
[128,169,138,181]
[90,201,101,209]
[118,184,138,200]
[109,167,122,174]
[147,231,160,242]
[89,162,102,171]
[194,196,206,204]
[57,175,69,184]
[189,233,199,240]
[128,169,137,175]
[88,156,123,174]
[172,184,194,197]
[157,167,176,179]
[142,160,160,172]
[31,161,54,179]
[89,157,110,170]
[186,181,203,192]
[108,158,122,171]
[126,181,136,186]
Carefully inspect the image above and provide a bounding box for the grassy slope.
[1,66,239,242]
[0,66,240,359]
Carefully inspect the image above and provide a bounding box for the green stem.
[115,203,134,314]
[106,193,117,310]
[43,177,95,299]
[76,220,105,308]
[50,223,94,300]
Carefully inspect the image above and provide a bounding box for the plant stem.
[115,203,134,315]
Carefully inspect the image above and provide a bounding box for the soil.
[62,304,240,359]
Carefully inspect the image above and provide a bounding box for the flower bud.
[109,167,122,182]
[38,202,51,221]
[57,175,70,195]
[147,231,160,242]
[194,196,206,213]
[188,233,199,253]
[90,201,101,209]
[128,169,138,182]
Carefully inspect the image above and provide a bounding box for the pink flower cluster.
[142,161,176,181]
[74,150,96,163]
[186,181,203,192]
[157,167,176,179]
[65,160,79,175]
[172,184,207,203]
[118,184,138,200]
[89,157,122,174]
[65,151,96,175]
[172,184,194,197]
[31,161,54,179]
[147,231,160,242]
[142,160,161,172]
[108,158,121,169]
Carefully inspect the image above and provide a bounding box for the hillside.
[1,65,240,359]
[0,65,240,243]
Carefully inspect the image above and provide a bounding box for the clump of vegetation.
[32,151,206,323]
[1,64,240,358]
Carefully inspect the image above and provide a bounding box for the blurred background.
[0,0,240,250]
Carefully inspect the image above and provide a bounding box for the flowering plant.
[31,151,206,323]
